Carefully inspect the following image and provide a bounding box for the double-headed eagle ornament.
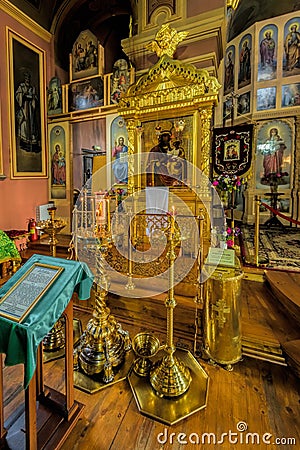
[146,23,188,58]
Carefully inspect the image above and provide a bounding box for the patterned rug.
[240,226,300,271]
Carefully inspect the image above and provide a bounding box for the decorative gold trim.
[199,106,213,176]
[0,0,51,42]
[227,0,240,9]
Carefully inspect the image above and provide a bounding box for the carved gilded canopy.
[118,54,221,117]
[118,24,222,180]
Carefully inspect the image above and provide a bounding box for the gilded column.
[199,106,213,177]
[125,118,136,193]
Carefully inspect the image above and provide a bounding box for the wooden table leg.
[0,354,7,443]
[25,370,37,450]
[36,345,44,398]
[64,301,74,417]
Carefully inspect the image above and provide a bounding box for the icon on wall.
[283,18,300,77]
[257,24,278,81]
[47,77,62,115]
[110,59,131,104]
[224,45,235,95]
[238,34,251,89]
[282,83,300,107]
[237,92,250,116]
[255,119,292,190]
[68,77,104,111]
[111,116,129,185]
[256,87,276,111]
[69,29,104,82]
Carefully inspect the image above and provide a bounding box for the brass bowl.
[132,332,160,377]
[37,218,67,235]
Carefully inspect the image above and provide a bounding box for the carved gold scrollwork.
[199,107,213,176]
[124,118,136,192]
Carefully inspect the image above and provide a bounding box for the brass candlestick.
[37,206,66,257]
[193,209,205,357]
[149,212,191,397]
[75,195,131,384]
[125,208,135,290]
[132,333,160,377]
[37,206,67,352]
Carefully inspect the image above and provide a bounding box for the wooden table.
[0,255,92,449]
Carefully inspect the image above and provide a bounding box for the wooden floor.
[2,279,300,450]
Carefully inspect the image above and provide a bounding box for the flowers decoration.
[226,226,241,248]
[212,173,244,193]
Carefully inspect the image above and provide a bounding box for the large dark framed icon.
[7,28,47,178]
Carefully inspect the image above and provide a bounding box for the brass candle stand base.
[43,318,65,352]
[43,318,83,363]
[74,350,135,394]
[74,255,132,392]
[129,348,209,425]
[150,353,191,397]
[78,315,130,377]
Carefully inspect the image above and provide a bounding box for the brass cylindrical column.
[203,267,243,369]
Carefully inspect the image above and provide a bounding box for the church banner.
[212,125,253,176]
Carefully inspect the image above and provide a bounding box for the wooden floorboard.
[2,275,300,450]
[2,323,300,449]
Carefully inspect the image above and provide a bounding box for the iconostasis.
[221,11,300,223]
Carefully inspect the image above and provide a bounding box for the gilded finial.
[145,23,188,58]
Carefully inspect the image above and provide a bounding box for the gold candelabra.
[75,194,131,385]
[37,206,66,352]
[149,212,191,397]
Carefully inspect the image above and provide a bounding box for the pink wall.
[0,9,52,231]
[187,0,224,17]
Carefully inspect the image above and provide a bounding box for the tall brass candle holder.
[74,193,133,392]
[193,209,205,357]
[37,206,67,353]
[128,210,209,425]
[125,207,135,290]
[150,212,191,397]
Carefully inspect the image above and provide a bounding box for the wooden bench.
[265,270,300,377]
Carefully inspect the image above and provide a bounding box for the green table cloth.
[0,254,93,388]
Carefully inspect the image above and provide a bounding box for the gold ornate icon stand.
[128,212,209,425]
